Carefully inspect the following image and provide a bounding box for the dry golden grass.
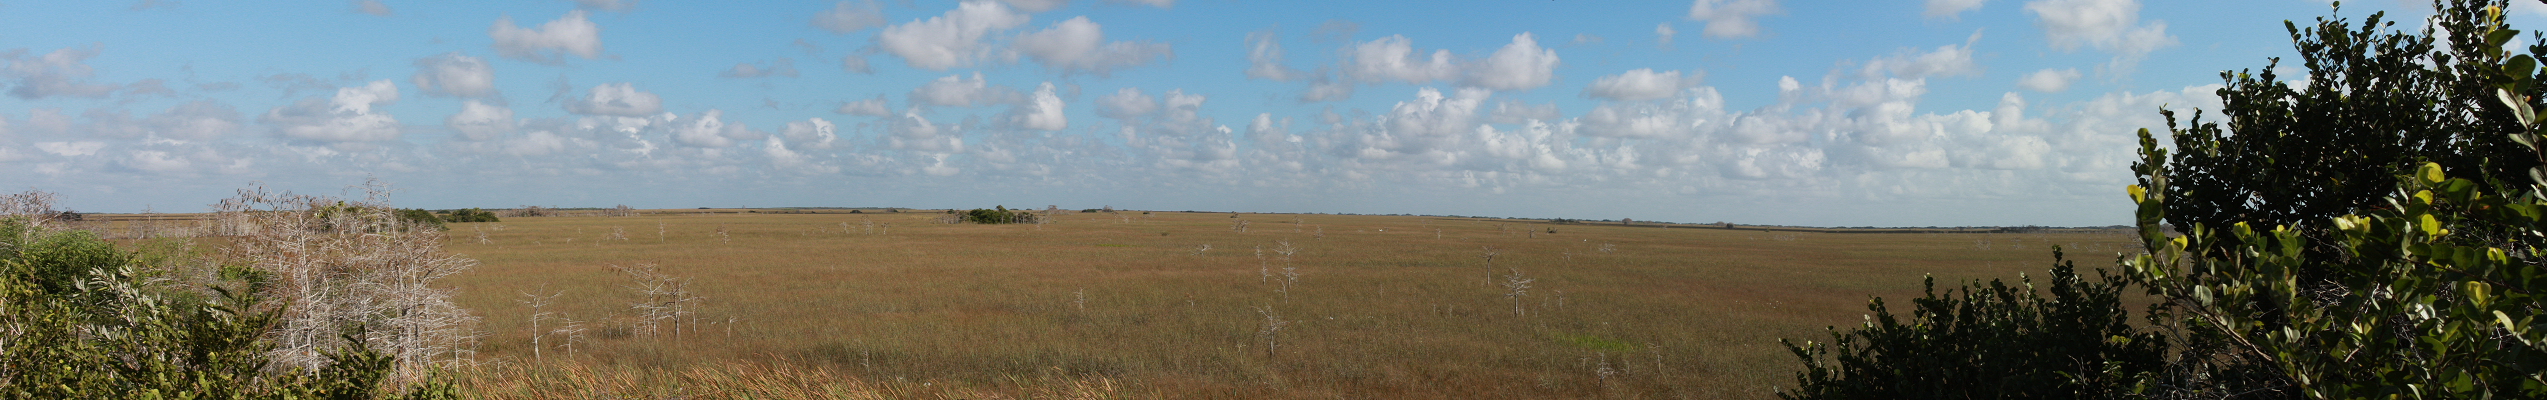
[439,210,2138,399]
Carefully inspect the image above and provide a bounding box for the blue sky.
[0,0,2534,226]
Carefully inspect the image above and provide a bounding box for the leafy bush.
[0,216,457,399]
[1780,250,2168,399]
[441,208,499,223]
[962,206,1036,224]
[1785,2,2547,398]
[397,208,445,231]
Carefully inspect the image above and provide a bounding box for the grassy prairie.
[439,210,2137,399]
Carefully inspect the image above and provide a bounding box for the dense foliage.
[439,208,499,223]
[961,206,1037,224]
[1783,1,2547,398]
[0,217,456,399]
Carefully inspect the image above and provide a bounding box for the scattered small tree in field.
[518,287,564,361]
[1501,267,1534,316]
[1253,305,1294,361]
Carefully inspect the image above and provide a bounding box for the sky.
[0,0,2537,227]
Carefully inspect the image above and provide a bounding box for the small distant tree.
[961,206,1036,224]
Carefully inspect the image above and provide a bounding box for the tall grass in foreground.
[452,359,1131,399]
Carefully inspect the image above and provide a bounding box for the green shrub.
[961,206,1035,224]
[0,216,456,399]
[1786,2,2547,398]
[1780,250,2168,399]
[440,208,499,223]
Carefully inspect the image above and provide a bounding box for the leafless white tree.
[211,180,479,384]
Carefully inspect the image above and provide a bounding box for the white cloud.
[887,110,964,153]
[1924,0,1984,20]
[668,109,760,148]
[720,58,800,78]
[35,141,105,157]
[1301,73,1355,102]
[258,80,401,143]
[2017,68,2081,92]
[446,100,515,141]
[1244,30,1304,81]
[1095,87,1156,120]
[1859,36,1980,79]
[147,100,243,140]
[841,55,874,74]
[352,0,391,16]
[909,72,1017,107]
[1345,35,1460,84]
[410,52,497,98]
[1569,34,1603,46]
[564,83,663,117]
[1011,17,1171,75]
[1011,82,1068,131]
[781,117,839,149]
[3,44,122,100]
[1464,32,1560,91]
[765,136,839,174]
[1583,69,1700,101]
[873,0,1031,71]
[998,0,1067,13]
[489,10,604,65]
[1686,0,1780,39]
[1655,23,1677,47]
[813,0,887,34]
[1486,100,1560,124]
[836,96,892,116]
[2024,0,2175,62]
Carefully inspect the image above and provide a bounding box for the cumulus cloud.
[668,109,762,148]
[2024,0,2175,63]
[447,100,515,141]
[489,10,604,65]
[1925,0,1985,20]
[841,55,874,74]
[1244,30,1305,81]
[1011,17,1172,75]
[720,58,800,78]
[1859,35,1980,79]
[1583,69,1700,101]
[1464,32,1560,91]
[1010,82,1068,130]
[1110,0,1173,8]
[874,0,1031,70]
[813,0,887,33]
[1301,73,1355,102]
[259,80,401,143]
[410,52,497,98]
[782,117,839,149]
[147,100,243,140]
[351,0,391,16]
[3,44,123,100]
[1345,35,1459,85]
[908,72,1018,107]
[836,96,892,116]
[564,83,664,117]
[886,109,965,153]
[999,0,1068,13]
[2017,68,2081,92]
[1486,100,1560,125]
[1095,87,1156,120]
[765,136,839,174]
[36,141,106,157]
[1655,23,1677,47]
[1686,0,1780,39]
